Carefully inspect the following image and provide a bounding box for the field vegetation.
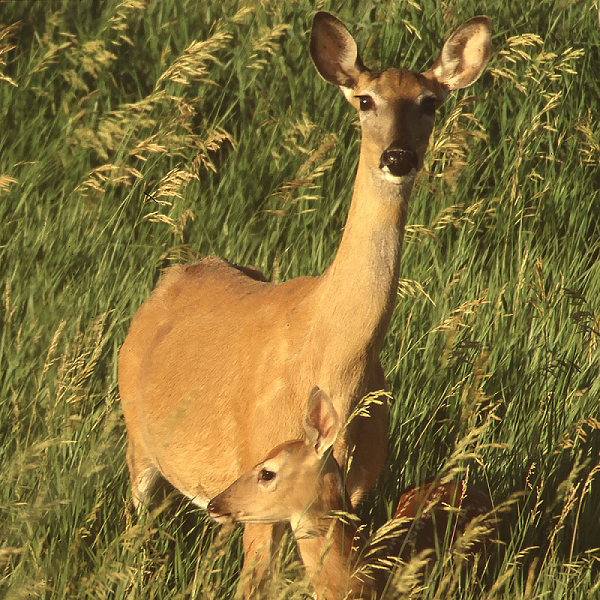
[1,0,599,598]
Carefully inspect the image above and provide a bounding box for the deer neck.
[293,470,376,599]
[294,510,387,600]
[295,521,371,599]
[312,151,413,361]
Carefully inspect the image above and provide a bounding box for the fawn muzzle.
[207,498,233,524]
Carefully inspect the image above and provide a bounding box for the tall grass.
[1,0,599,597]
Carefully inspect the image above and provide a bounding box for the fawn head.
[207,387,346,532]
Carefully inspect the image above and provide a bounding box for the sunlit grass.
[1,0,599,597]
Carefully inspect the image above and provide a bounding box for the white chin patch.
[210,514,234,525]
[381,166,416,184]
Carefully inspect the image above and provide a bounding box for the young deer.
[118,11,491,591]
[208,388,496,599]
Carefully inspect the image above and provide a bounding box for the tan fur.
[119,11,492,592]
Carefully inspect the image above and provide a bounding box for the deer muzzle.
[207,498,234,524]
[380,147,419,178]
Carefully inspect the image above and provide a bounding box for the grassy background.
[1,0,599,597]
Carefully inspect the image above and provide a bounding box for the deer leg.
[126,437,164,511]
[344,391,388,508]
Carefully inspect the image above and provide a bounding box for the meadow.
[1,0,599,597]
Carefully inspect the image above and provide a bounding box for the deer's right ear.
[304,387,340,458]
[310,12,366,89]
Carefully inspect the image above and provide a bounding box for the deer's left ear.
[425,16,492,93]
[304,387,340,458]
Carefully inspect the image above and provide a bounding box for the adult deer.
[207,388,496,599]
[118,10,491,591]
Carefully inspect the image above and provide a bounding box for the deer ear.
[426,16,492,92]
[304,387,340,458]
[310,12,367,89]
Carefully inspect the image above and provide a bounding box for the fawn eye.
[420,96,438,116]
[357,95,375,111]
[258,468,276,482]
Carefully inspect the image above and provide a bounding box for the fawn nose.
[380,147,419,177]
[207,499,222,517]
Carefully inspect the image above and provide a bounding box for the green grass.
[1,0,599,597]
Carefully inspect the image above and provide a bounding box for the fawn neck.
[293,461,377,599]
[295,518,374,599]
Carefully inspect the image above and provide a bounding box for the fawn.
[208,388,496,599]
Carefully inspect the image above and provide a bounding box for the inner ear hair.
[304,387,340,456]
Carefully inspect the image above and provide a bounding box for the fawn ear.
[310,11,367,90]
[304,387,340,458]
[425,16,492,93]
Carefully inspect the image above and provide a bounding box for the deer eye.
[420,96,438,116]
[357,95,375,111]
[258,468,276,482]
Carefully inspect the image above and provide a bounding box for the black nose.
[380,148,419,177]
